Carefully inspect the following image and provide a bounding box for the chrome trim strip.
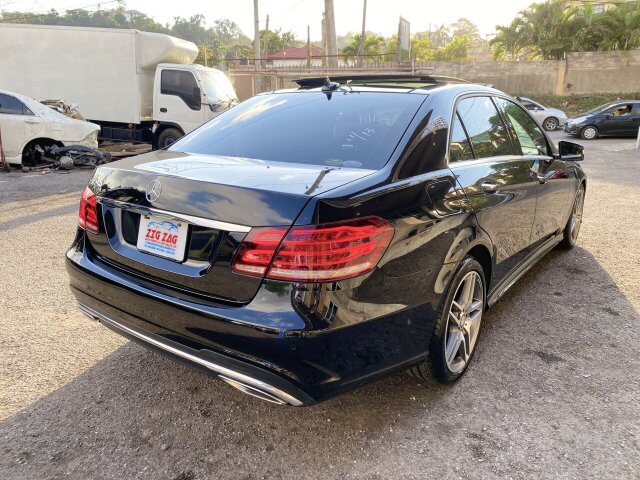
[487,234,561,306]
[98,198,252,233]
[77,303,303,406]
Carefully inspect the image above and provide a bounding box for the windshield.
[200,70,238,103]
[586,102,616,115]
[169,91,425,170]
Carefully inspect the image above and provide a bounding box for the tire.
[580,126,598,140]
[157,128,183,149]
[408,256,486,384]
[558,183,585,250]
[543,117,559,131]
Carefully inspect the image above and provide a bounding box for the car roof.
[267,75,501,97]
[0,89,36,105]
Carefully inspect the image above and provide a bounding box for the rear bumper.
[76,300,311,405]
[66,232,437,405]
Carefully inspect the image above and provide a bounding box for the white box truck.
[0,23,238,148]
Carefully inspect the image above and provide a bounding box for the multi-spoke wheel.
[543,117,559,131]
[581,126,598,140]
[559,184,585,249]
[407,256,486,383]
[444,271,484,374]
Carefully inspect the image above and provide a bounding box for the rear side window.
[0,94,32,115]
[456,97,513,159]
[160,70,201,111]
[449,112,474,162]
[170,92,425,170]
[496,98,549,156]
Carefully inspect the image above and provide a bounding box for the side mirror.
[192,86,202,107]
[558,140,584,161]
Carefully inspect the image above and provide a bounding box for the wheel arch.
[20,137,64,163]
[466,244,493,293]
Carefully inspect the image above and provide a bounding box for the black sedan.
[67,76,587,406]
[565,100,640,139]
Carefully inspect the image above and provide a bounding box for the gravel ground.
[1,132,639,480]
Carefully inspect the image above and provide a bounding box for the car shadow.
[1,246,639,479]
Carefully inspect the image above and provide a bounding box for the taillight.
[78,185,99,234]
[232,217,394,282]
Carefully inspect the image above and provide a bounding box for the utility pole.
[263,14,270,61]
[321,14,326,68]
[253,0,261,70]
[307,25,311,69]
[324,0,338,69]
[357,0,367,68]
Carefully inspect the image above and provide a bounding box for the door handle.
[481,182,499,193]
[24,119,39,125]
[160,107,167,113]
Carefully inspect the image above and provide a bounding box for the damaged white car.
[0,89,99,166]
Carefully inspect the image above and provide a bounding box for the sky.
[2,0,536,39]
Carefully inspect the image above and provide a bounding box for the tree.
[259,28,301,56]
[490,0,640,60]
[450,18,481,46]
[341,33,386,65]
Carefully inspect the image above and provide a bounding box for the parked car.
[565,100,640,139]
[0,89,99,165]
[67,76,587,406]
[515,96,568,131]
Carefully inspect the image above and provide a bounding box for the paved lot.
[1,132,639,479]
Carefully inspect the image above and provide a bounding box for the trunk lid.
[85,150,375,304]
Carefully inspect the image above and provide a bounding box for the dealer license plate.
[136,215,189,261]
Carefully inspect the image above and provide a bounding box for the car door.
[626,102,640,136]
[155,68,207,133]
[494,97,571,246]
[448,95,539,285]
[0,93,42,160]
[598,103,635,135]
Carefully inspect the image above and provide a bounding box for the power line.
[0,0,120,23]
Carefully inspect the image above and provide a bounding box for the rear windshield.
[169,91,424,169]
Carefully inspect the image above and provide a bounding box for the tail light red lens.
[78,186,99,234]
[232,217,394,282]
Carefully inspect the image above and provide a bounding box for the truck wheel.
[157,128,183,149]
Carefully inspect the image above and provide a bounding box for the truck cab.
[152,64,238,149]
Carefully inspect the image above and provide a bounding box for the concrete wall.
[228,50,640,101]
[565,51,640,94]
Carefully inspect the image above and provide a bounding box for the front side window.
[606,103,634,117]
[170,92,425,170]
[496,98,549,156]
[456,96,513,159]
[0,94,29,115]
[449,112,474,162]
[160,70,201,111]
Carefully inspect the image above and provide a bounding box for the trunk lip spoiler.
[98,197,252,233]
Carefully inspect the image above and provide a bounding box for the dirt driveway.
[1,132,639,479]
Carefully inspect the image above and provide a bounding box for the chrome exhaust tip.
[218,375,287,405]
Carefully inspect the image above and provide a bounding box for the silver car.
[516,96,568,131]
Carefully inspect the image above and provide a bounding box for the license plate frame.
[136,215,189,262]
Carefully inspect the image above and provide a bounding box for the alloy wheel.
[582,127,597,140]
[445,271,484,374]
[544,118,558,131]
[570,187,585,243]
